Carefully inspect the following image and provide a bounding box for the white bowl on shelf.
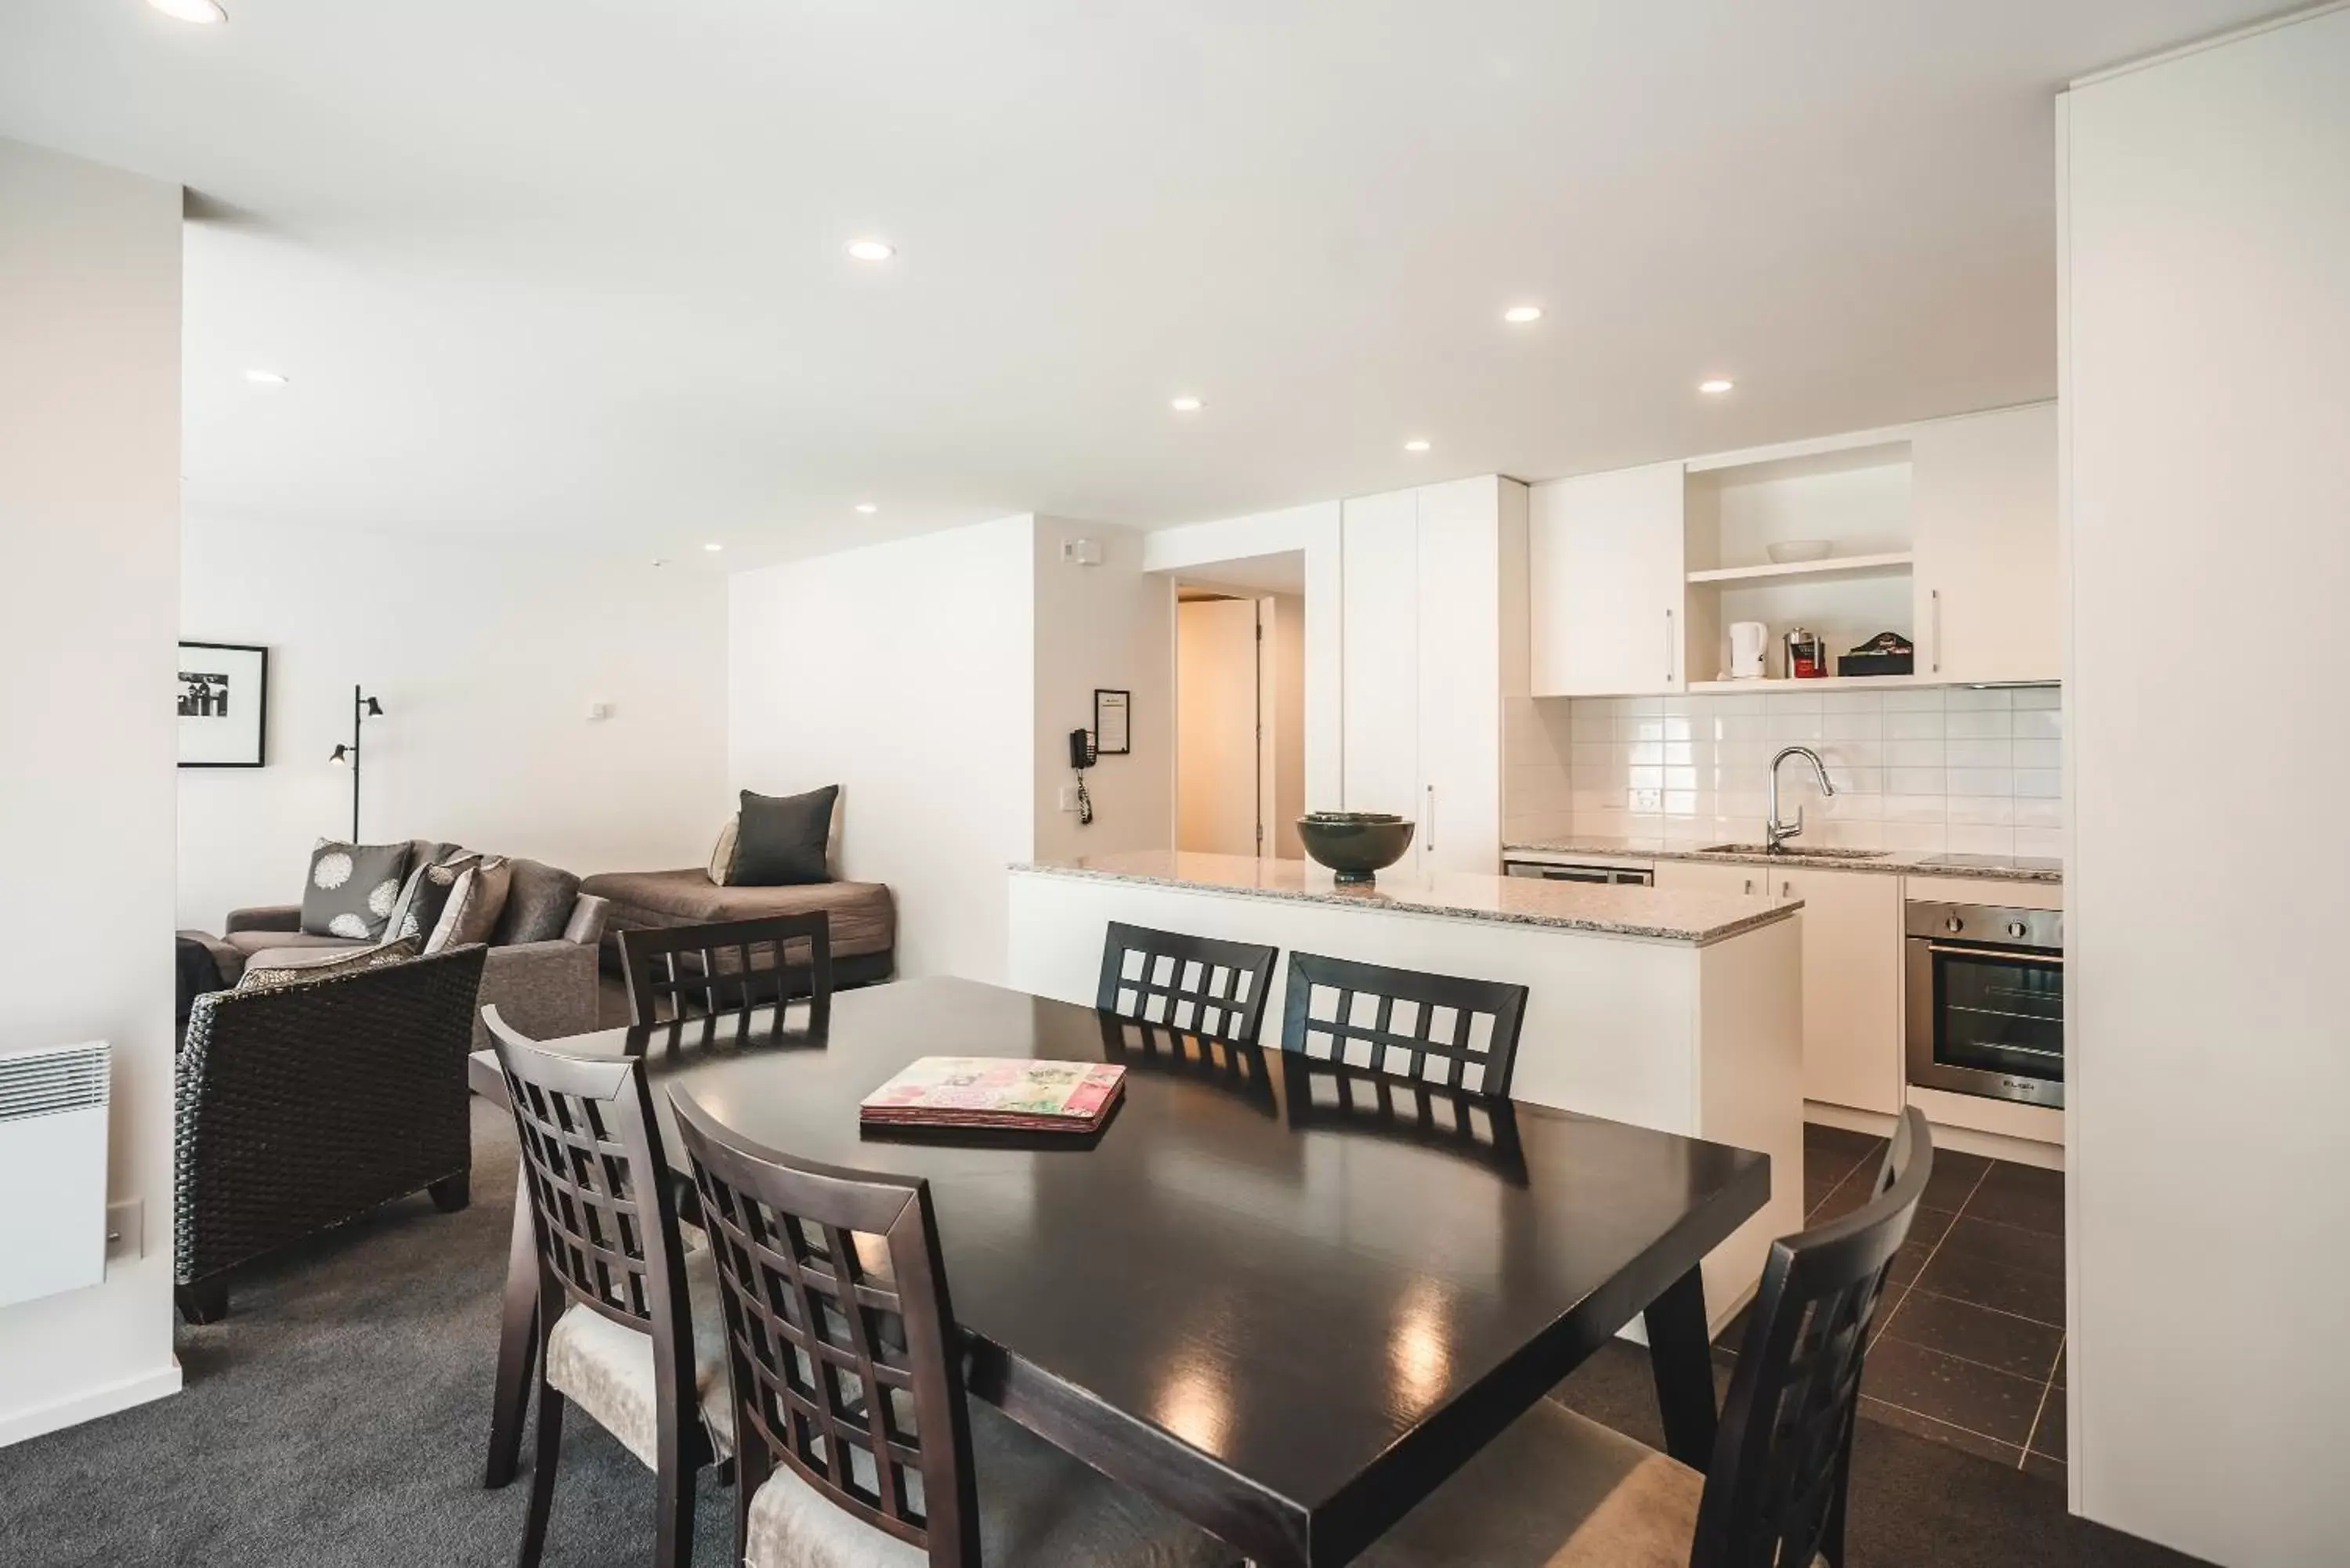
[1766,540,1833,564]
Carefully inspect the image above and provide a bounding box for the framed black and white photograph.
[178,641,269,768]
[1093,688,1131,756]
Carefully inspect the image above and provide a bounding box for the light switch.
[1058,786,1082,812]
[586,702,613,722]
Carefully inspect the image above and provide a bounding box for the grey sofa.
[204,840,609,1050]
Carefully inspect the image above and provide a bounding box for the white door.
[1176,598,1262,856]
[1414,478,1503,875]
[1340,490,1421,818]
[1767,867,1904,1114]
[1529,462,1687,697]
[1911,403,2060,684]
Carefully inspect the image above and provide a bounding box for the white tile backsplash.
[1517,685,2066,860]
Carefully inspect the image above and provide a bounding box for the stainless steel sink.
[1699,844,1893,860]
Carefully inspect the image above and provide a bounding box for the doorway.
[1173,555,1307,859]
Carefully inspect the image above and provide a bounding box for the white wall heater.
[0,1041,110,1310]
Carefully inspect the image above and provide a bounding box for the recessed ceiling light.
[855,503,878,515]
[1170,396,1204,413]
[1502,305,1543,324]
[1404,439,1432,453]
[844,239,895,262]
[703,542,724,552]
[147,0,226,22]
[1699,378,1735,395]
[244,368,287,385]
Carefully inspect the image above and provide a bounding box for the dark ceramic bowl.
[1296,812,1416,885]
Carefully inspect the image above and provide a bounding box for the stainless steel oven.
[1905,900,2064,1107]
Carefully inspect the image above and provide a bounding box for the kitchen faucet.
[1766,746,1835,851]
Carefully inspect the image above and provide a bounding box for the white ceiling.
[0,1,2278,567]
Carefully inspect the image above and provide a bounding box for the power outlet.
[105,1198,143,1265]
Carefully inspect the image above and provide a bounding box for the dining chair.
[620,912,832,1027]
[1278,951,1529,1097]
[668,1086,1240,1568]
[1278,1051,1527,1179]
[1358,1107,1936,1568]
[1095,920,1278,1046]
[486,1006,732,1568]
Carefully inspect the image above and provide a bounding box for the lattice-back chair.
[1095,921,1278,1047]
[1096,1010,1278,1118]
[486,1006,729,1568]
[1278,952,1528,1097]
[1278,1051,1527,1180]
[620,912,832,1029]
[668,1088,1239,1568]
[1356,1110,1934,1568]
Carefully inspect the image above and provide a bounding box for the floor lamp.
[327,685,385,843]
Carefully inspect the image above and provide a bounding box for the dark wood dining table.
[472,975,1768,1567]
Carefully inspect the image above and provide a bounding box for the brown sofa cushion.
[222,929,366,959]
[494,858,584,945]
[580,869,895,958]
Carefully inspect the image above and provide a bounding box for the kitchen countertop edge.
[1501,838,2064,885]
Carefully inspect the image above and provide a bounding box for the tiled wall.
[1505,685,2063,858]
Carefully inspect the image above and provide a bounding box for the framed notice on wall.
[1093,688,1131,756]
[178,641,269,768]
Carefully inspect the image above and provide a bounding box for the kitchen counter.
[1012,850,1800,945]
[1503,836,2064,885]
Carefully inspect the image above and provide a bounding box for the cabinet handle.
[1743,877,1755,896]
[1425,783,1436,854]
[1782,880,1793,900]
[1930,588,1942,674]
[1665,609,1676,685]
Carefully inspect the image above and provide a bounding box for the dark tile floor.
[1743,1121,2071,1478]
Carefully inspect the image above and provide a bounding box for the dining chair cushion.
[544,1241,735,1469]
[1354,1397,1817,1568]
[742,1399,1232,1568]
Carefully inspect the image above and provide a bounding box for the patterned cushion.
[707,818,740,887]
[743,1399,1231,1568]
[426,856,512,952]
[298,840,412,941]
[386,853,469,947]
[236,936,421,992]
[1354,1397,1764,1568]
[544,1242,733,1470]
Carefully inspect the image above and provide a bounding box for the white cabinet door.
[1769,867,1904,1114]
[1415,478,1503,875]
[1911,403,2060,685]
[1528,462,1686,697]
[1653,858,1772,902]
[1340,490,1421,820]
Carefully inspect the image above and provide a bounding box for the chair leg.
[175,1278,229,1324]
[516,1382,563,1568]
[654,1458,697,1568]
[429,1172,471,1213]
[486,1169,540,1489]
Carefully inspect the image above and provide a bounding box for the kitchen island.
[1007,851,1805,1332]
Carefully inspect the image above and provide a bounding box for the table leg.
[1643,1263,1719,1471]
[484,1164,539,1489]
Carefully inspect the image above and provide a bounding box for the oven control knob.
[1944,916,1963,934]
[2006,920,2030,941]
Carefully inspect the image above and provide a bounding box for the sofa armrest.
[562,893,610,948]
[476,938,601,1051]
[225,903,303,935]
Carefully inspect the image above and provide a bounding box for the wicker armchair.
[173,945,488,1323]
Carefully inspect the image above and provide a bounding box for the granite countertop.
[1501,836,2065,885]
[1010,851,1799,945]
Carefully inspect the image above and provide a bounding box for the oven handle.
[1922,942,2063,964]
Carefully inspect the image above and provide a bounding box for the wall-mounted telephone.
[1068,728,1095,826]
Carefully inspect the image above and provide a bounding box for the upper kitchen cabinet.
[1341,475,1524,876]
[1528,461,1687,697]
[1911,403,2060,685]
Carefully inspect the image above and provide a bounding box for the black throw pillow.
[733,786,837,887]
[298,840,414,940]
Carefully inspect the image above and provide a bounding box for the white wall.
[1030,520,1174,865]
[731,516,1036,982]
[0,138,183,1444]
[1143,503,1343,809]
[2063,9,2350,1563]
[177,518,729,927]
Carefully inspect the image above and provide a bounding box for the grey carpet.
[2,1100,2208,1568]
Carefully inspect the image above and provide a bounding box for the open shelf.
[1686,551,1914,586]
[1686,675,1922,694]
